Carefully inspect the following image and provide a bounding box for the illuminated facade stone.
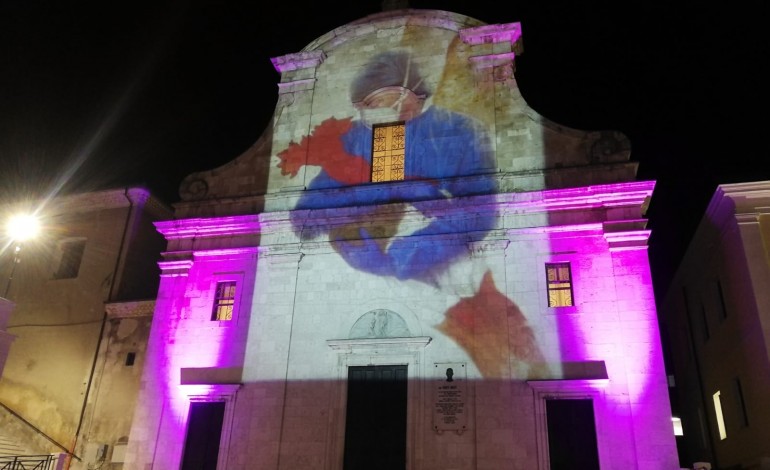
[126,8,678,469]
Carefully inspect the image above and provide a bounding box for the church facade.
[126,9,678,469]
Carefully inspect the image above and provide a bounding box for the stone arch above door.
[349,309,411,339]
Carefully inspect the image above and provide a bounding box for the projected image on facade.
[278,50,495,277]
[274,48,544,378]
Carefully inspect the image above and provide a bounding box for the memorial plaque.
[433,362,467,434]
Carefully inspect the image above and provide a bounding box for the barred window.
[371,122,405,183]
[546,263,573,307]
[212,281,237,321]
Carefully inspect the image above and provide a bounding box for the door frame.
[180,384,240,470]
[528,379,608,470]
[327,337,431,470]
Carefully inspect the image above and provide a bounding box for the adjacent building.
[660,181,770,470]
[0,187,171,469]
[126,8,679,469]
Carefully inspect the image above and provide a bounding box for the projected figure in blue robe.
[277,50,497,284]
[277,51,547,379]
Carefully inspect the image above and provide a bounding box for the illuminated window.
[546,263,573,307]
[212,281,237,321]
[54,239,86,279]
[371,122,405,182]
[672,417,684,436]
[713,390,727,440]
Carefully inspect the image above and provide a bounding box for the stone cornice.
[460,22,522,46]
[271,51,326,73]
[735,213,768,225]
[155,215,266,240]
[497,180,654,215]
[155,181,653,248]
[509,223,605,239]
[105,300,156,319]
[276,78,317,95]
[262,250,303,267]
[709,181,770,225]
[1,187,172,220]
[603,229,651,250]
[327,336,432,353]
[158,259,194,277]
[193,247,259,260]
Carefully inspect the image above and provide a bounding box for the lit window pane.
[371,123,406,183]
[212,281,237,321]
[713,391,727,440]
[546,263,573,307]
[547,267,558,282]
[672,417,684,436]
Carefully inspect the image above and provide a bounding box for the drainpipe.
[68,187,145,469]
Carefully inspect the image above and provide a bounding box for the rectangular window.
[54,239,86,279]
[212,281,237,321]
[546,263,573,307]
[672,417,684,436]
[371,122,405,183]
[733,378,749,428]
[716,280,728,320]
[713,390,727,440]
[700,303,710,341]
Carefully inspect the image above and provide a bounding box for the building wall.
[0,188,170,467]
[127,8,678,470]
[70,300,155,468]
[0,299,13,379]
[661,181,770,469]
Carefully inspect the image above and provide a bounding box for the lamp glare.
[7,214,40,242]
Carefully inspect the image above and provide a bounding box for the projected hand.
[277,117,371,184]
[437,271,548,379]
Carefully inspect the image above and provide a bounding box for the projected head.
[351,51,428,126]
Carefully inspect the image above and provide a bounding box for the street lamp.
[4,213,40,298]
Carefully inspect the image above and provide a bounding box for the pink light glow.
[132,249,257,468]
[540,183,672,466]
[459,22,522,45]
[131,182,673,468]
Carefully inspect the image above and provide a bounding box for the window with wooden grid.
[546,263,574,307]
[371,122,405,182]
[212,281,237,321]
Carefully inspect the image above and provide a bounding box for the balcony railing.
[0,455,59,470]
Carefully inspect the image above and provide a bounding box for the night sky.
[1,0,766,300]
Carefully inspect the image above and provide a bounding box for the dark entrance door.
[181,401,225,470]
[546,398,600,470]
[343,365,407,470]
